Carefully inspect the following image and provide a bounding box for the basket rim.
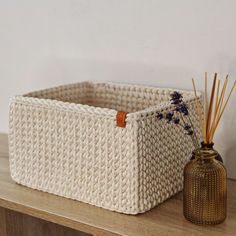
[11,81,201,120]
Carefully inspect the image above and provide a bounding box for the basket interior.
[25,82,191,113]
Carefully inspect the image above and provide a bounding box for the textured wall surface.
[0,0,236,178]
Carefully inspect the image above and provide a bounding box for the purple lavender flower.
[156,112,164,120]
[175,103,189,115]
[183,124,193,135]
[187,130,194,135]
[173,117,180,124]
[184,124,191,130]
[165,112,174,123]
[170,91,183,104]
[155,91,200,150]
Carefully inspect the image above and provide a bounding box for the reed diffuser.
[183,73,236,225]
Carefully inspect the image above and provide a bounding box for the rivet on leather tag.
[116,111,127,128]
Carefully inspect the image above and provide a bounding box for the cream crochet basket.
[9,81,201,214]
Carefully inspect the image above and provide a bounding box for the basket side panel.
[137,99,201,212]
[9,99,139,214]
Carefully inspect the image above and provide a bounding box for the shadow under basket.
[9,81,201,214]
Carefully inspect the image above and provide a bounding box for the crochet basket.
[9,81,201,214]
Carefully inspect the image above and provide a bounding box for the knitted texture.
[9,82,201,214]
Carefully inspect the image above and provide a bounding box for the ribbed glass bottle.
[190,142,223,163]
[183,146,227,225]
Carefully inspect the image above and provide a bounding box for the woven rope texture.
[9,82,201,214]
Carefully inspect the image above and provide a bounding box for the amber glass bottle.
[183,146,227,225]
[190,142,223,162]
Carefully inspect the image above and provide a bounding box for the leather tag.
[116,111,127,128]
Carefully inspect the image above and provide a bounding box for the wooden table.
[0,133,236,236]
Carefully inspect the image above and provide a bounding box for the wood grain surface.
[0,207,89,236]
[0,133,236,236]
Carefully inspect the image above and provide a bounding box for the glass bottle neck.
[193,146,218,160]
[201,142,214,149]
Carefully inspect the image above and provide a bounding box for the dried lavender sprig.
[156,91,201,150]
[156,110,198,150]
[179,112,199,150]
[186,115,200,149]
[171,91,200,149]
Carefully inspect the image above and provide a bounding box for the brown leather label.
[116,111,127,128]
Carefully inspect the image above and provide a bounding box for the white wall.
[1,0,236,178]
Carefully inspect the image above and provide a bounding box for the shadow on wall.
[220,105,236,179]
[225,145,236,179]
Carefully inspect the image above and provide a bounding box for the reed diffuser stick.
[208,79,220,142]
[208,76,228,142]
[211,80,236,140]
[206,73,217,143]
[192,78,204,138]
[191,73,235,145]
[214,79,220,118]
[204,72,208,143]
[216,76,228,120]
